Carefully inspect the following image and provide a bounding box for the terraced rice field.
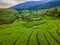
[0,18,60,45]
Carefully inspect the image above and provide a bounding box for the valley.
[0,0,60,44]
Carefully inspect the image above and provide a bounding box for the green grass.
[0,17,60,45]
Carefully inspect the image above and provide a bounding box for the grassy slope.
[0,17,60,45]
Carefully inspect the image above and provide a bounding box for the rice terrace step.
[0,0,60,45]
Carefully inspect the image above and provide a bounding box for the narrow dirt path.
[56,24,60,36]
[43,30,51,45]
[36,31,41,45]
[48,31,60,44]
[26,31,34,45]
[13,32,24,45]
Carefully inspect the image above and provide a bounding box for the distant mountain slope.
[10,0,52,9]
[27,0,60,10]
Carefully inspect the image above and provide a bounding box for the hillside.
[10,0,52,9]
[0,6,60,25]
[0,9,18,24]
[27,0,60,10]
[10,0,60,10]
[0,6,60,45]
[0,17,60,45]
[10,1,45,9]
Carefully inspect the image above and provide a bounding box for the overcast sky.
[0,0,42,8]
[0,0,52,8]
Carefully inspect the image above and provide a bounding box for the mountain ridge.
[26,0,60,10]
[10,0,53,9]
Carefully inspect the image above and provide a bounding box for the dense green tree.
[0,9,18,24]
[45,8,60,17]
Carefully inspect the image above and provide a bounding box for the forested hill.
[0,6,60,25]
[27,0,60,10]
